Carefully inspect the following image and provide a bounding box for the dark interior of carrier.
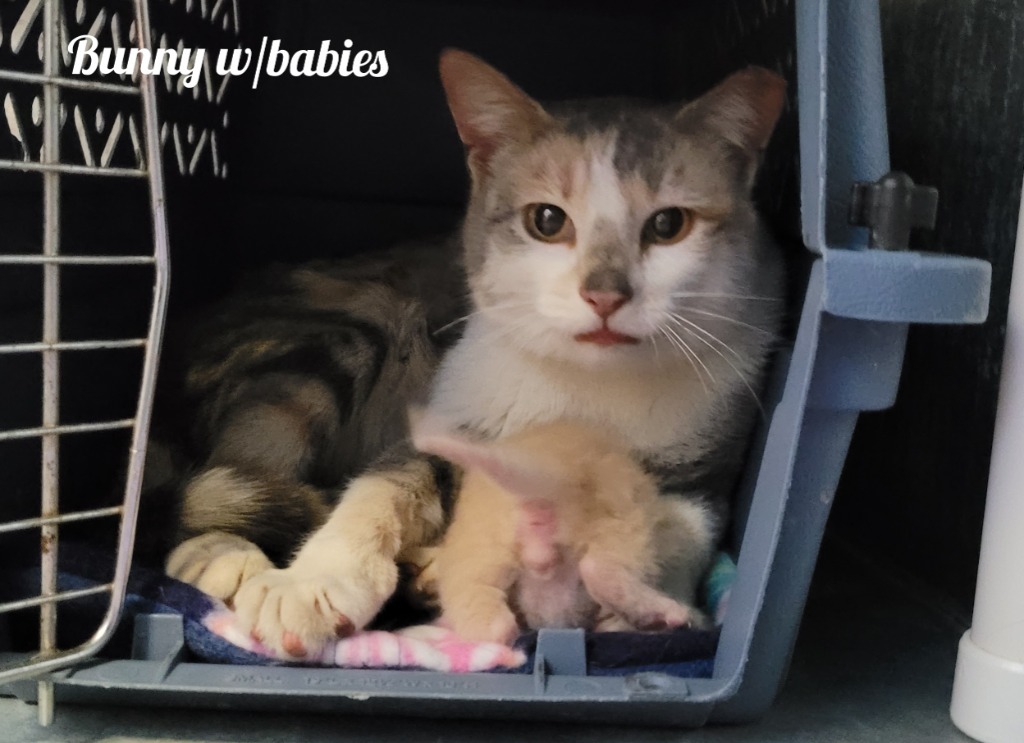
[0,0,806,660]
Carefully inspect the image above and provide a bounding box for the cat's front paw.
[233,557,398,657]
[166,531,274,604]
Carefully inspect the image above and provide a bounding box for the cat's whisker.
[667,316,766,417]
[432,315,479,337]
[447,301,538,343]
[671,292,782,302]
[431,301,534,336]
[477,322,527,347]
[656,327,690,380]
[675,306,775,337]
[474,315,537,348]
[432,313,477,336]
[650,332,662,366]
[667,313,743,361]
[658,326,710,397]
[666,325,716,389]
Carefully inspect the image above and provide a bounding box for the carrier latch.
[849,171,939,250]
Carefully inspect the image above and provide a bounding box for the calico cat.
[165,49,786,658]
[160,242,466,598]
[412,418,706,643]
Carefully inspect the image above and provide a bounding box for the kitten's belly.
[513,557,597,630]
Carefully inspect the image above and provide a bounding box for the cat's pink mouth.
[574,327,640,346]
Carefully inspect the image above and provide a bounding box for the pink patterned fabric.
[203,610,527,672]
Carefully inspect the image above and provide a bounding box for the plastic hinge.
[849,171,939,250]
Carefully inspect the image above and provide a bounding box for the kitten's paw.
[442,585,520,645]
[579,555,708,632]
[592,612,636,632]
[594,599,705,632]
[166,532,273,604]
[677,606,712,631]
[233,557,398,657]
[631,599,706,632]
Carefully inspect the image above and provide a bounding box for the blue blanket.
[0,543,723,677]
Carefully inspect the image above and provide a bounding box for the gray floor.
[0,539,978,743]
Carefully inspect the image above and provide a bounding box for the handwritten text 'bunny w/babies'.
[67,35,388,89]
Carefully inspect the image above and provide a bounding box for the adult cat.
[166,50,786,657]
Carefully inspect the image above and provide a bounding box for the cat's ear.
[677,66,786,181]
[439,49,552,179]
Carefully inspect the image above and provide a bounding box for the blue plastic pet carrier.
[0,0,990,728]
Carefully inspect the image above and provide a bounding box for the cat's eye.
[524,204,575,244]
[642,207,695,246]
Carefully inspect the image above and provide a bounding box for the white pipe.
[951,178,1024,742]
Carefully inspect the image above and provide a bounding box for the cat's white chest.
[429,320,711,458]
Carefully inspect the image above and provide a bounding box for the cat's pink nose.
[580,289,629,319]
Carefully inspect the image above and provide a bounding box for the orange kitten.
[412,419,707,645]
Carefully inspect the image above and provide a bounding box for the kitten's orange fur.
[413,420,705,644]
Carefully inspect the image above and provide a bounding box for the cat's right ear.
[439,49,552,179]
[676,66,786,187]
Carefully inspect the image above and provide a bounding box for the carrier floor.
[0,534,973,743]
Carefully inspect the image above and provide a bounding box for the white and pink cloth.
[204,611,527,672]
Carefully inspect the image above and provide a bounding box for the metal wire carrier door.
[0,0,170,724]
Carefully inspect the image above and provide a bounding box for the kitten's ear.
[408,407,496,474]
[439,49,552,178]
[677,66,786,175]
[410,413,567,501]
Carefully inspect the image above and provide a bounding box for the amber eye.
[524,204,575,243]
[642,207,694,246]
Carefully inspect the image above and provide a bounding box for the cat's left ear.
[677,66,787,185]
[439,49,552,181]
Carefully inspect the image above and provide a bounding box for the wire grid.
[0,0,170,726]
